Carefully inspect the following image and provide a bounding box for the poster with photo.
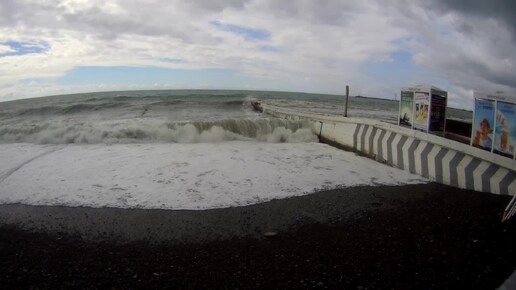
[471,99,495,151]
[399,91,414,127]
[494,101,516,158]
[413,92,429,131]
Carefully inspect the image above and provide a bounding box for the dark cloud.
[445,57,516,90]
[189,0,247,11]
[390,0,516,94]
[457,22,474,35]
[252,0,361,26]
[428,0,516,37]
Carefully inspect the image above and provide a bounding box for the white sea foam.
[0,142,427,210]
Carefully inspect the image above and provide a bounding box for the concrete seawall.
[257,103,516,196]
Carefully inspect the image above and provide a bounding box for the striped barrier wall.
[258,104,516,196]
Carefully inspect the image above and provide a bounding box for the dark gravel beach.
[1,183,515,289]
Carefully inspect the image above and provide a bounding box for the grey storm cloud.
[252,0,362,26]
[428,0,516,37]
[190,0,247,11]
[392,0,516,93]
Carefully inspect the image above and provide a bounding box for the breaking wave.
[0,118,318,144]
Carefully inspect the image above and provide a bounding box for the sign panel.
[430,94,446,132]
[399,91,414,127]
[413,92,430,131]
[494,101,516,158]
[471,99,495,151]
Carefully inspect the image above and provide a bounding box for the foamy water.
[0,143,426,209]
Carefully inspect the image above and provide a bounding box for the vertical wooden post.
[344,85,349,117]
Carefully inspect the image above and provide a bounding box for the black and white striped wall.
[261,105,516,196]
[349,123,515,195]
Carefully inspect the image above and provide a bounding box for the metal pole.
[344,85,349,117]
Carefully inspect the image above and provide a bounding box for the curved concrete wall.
[260,104,516,196]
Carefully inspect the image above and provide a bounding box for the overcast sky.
[1,0,515,109]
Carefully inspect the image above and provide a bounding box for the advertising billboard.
[399,91,414,127]
[494,101,516,158]
[413,92,429,131]
[471,98,495,151]
[430,94,446,132]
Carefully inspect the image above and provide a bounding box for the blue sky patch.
[211,21,270,41]
[0,41,49,57]
[364,50,424,85]
[158,58,186,64]
[57,66,273,89]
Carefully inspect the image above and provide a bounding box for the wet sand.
[0,183,515,289]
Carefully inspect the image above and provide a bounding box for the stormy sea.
[0,90,442,209]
